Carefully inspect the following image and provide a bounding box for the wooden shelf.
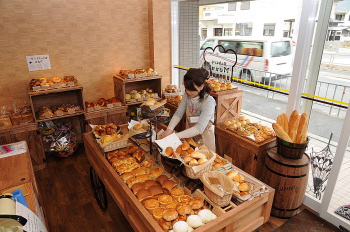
[36,110,85,122]
[113,75,161,83]
[28,83,83,96]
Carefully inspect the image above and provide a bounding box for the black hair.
[184,68,210,99]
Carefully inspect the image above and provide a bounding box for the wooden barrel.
[261,147,309,219]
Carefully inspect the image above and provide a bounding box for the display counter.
[83,131,275,232]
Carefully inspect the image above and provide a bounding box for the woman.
[161,68,216,151]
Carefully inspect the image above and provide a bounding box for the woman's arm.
[167,94,187,131]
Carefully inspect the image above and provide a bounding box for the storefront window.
[235,23,252,36]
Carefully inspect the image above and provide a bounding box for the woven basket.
[200,171,236,207]
[97,135,128,152]
[184,150,215,179]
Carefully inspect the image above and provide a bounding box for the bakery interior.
[1,0,350,232]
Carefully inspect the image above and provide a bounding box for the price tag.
[94,105,102,111]
[67,81,75,87]
[67,108,75,114]
[32,86,41,92]
[41,85,49,90]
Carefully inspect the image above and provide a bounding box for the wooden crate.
[28,83,85,122]
[84,106,129,132]
[215,126,277,179]
[84,132,274,232]
[210,89,243,125]
[113,75,162,105]
[0,123,45,170]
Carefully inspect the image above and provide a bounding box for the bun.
[136,189,151,201]
[198,158,208,165]
[238,183,251,192]
[176,145,183,154]
[143,180,158,189]
[144,199,160,213]
[165,147,174,156]
[155,175,169,185]
[132,150,146,163]
[232,174,245,183]
[183,156,192,164]
[158,194,173,205]
[162,180,177,191]
[170,188,185,200]
[189,198,204,210]
[131,182,144,194]
[189,159,198,166]
[177,204,192,215]
[226,170,238,179]
[141,159,155,168]
[179,195,192,203]
[150,167,163,179]
[153,207,166,221]
[133,123,144,130]
[149,185,164,196]
[158,218,172,231]
[180,150,189,157]
[166,201,179,210]
[163,209,178,221]
[182,142,190,150]
[190,152,206,159]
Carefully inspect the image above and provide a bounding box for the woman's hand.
[160,129,173,138]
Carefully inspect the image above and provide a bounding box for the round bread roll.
[177,204,192,215]
[226,170,239,180]
[182,142,190,150]
[179,195,192,203]
[143,180,158,189]
[165,147,174,157]
[180,150,189,157]
[187,147,195,154]
[170,188,184,200]
[187,215,203,228]
[149,185,164,197]
[165,201,179,210]
[153,207,166,221]
[189,197,204,210]
[162,180,177,191]
[176,145,183,154]
[198,158,208,165]
[158,218,172,231]
[133,123,144,130]
[155,175,169,185]
[144,198,159,211]
[183,156,193,164]
[136,189,151,201]
[233,174,245,183]
[190,151,206,160]
[214,155,223,163]
[163,209,178,221]
[238,182,251,192]
[158,194,173,205]
[212,163,222,170]
[131,182,145,194]
[173,221,190,232]
[189,159,198,166]
[150,167,164,179]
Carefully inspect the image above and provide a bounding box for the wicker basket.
[200,171,236,207]
[96,135,128,152]
[184,149,215,179]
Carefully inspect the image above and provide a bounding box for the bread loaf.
[276,113,289,134]
[296,113,309,143]
[272,123,293,143]
[288,114,300,142]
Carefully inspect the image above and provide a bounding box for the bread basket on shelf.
[184,149,215,179]
[96,135,128,152]
[200,171,237,207]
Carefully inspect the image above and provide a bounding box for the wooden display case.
[113,75,162,105]
[84,132,274,232]
[0,123,45,169]
[0,143,47,227]
[210,89,243,125]
[84,106,129,132]
[215,126,277,179]
[28,84,85,122]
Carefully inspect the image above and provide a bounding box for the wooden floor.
[34,146,328,232]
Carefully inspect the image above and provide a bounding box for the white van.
[199,37,293,83]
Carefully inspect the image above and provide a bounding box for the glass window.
[201,28,207,41]
[228,3,236,11]
[235,23,252,36]
[263,23,275,36]
[214,28,223,36]
[240,2,250,10]
[224,28,233,36]
[200,40,215,50]
[271,41,291,57]
[335,14,344,21]
[205,12,211,17]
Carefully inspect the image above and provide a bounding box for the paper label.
[67,108,75,114]
[32,86,41,92]
[67,81,75,86]
[107,104,114,108]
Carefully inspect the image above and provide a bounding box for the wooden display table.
[210,89,243,125]
[0,123,45,169]
[0,143,46,222]
[215,126,277,179]
[84,106,129,132]
[84,132,274,232]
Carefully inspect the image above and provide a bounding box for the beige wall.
[0,0,171,108]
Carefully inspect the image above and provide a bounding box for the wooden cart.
[84,132,274,232]
[215,126,277,179]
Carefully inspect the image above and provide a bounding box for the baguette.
[272,123,293,143]
[288,114,300,142]
[296,113,309,143]
[276,113,289,134]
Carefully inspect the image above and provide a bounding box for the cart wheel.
[90,167,108,210]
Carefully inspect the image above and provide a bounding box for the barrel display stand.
[261,147,310,219]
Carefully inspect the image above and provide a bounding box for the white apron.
[185,96,216,152]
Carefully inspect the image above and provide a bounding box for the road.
[236,68,350,144]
